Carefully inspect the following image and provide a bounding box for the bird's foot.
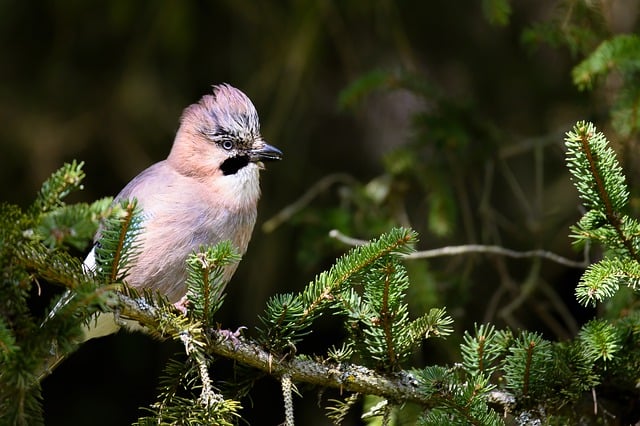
[174,296,190,315]
[219,326,247,348]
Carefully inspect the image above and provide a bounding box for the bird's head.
[169,84,283,179]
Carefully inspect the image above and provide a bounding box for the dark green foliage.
[297,67,500,258]
[36,199,112,250]
[521,1,608,57]
[31,160,86,215]
[5,2,640,425]
[0,162,114,426]
[461,324,512,377]
[413,365,502,426]
[572,35,640,137]
[579,319,621,362]
[257,227,429,357]
[325,392,360,425]
[573,35,640,90]
[256,227,454,376]
[503,332,552,400]
[135,358,241,426]
[481,0,512,27]
[565,121,629,214]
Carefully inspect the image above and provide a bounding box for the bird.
[51,83,282,342]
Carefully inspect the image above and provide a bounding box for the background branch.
[329,229,589,269]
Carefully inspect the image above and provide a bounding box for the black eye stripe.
[220,155,250,175]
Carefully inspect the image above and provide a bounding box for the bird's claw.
[219,326,247,348]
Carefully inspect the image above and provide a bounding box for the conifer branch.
[15,244,89,291]
[111,292,433,406]
[301,228,416,323]
[209,330,427,406]
[577,126,639,263]
[8,144,640,424]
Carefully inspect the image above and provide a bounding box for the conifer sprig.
[185,242,241,327]
[31,160,86,214]
[303,227,418,320]
[258,227,419,353]
[36,198,113,250]
[579,319,621,363]
[94,199,144,283]
[565,121,629,217]
[565,121,640,305]
[503,332,552,400]
[8,139,640,424]
[460,324,510,377]
[412,365,502,426]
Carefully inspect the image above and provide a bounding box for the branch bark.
[115,293,430,406]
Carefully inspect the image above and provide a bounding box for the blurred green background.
[2,1,637,424]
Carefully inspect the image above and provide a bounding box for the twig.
[282,374,295,426]
[179,330,220,407]
[329,229,589,269]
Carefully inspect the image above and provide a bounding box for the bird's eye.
[221,140,234,151]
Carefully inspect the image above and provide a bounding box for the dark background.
[1,1,637,424]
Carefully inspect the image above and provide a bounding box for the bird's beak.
[250,142,283,162]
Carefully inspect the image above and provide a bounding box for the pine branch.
[413,365,502,425]
[579,320,621,363]
[15,244,90,291]
[461,324,509,377]
[575,257,640,305]
[325,393,360,424]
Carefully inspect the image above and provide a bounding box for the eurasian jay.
[56,83,282,340]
